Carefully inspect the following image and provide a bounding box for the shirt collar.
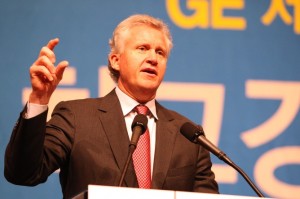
[115,86,158,119]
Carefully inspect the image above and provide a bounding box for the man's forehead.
[124,25,168,44]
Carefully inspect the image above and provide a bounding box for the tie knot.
[135,105,149,116]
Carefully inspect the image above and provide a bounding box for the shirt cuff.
[24,102,48,119]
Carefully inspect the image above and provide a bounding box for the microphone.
[118,114,148,187]
[130,114,148,148]
[180,122,227,161]
[180,122,265,197]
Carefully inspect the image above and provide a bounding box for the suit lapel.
[97,90,138,187]
[152,102,177,189]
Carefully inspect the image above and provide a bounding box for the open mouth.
[141,68,157,76]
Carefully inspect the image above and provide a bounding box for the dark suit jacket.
[5,89,218,198]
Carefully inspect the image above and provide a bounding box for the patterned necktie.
[132,105,151,188]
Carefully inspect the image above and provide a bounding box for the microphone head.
[131,114,148,132]
[180,122,204,143]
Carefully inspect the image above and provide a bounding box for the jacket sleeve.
[4,108,50,185]
[4,102,74,186]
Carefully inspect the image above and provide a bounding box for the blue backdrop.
[1,0,299,198]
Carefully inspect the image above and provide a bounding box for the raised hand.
[29,38,69,104]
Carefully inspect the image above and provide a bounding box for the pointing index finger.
[47,38,60,51]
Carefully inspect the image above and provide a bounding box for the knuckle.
[38,55,49,63]
[40,46,48,53]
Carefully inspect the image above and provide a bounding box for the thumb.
[56,60,69,81]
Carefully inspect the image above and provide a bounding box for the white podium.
[85,185,265,199]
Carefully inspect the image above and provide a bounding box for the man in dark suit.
[4,14,218,198]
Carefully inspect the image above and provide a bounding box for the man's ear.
[109,53,120,71]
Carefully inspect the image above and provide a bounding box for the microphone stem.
[220,155,265,197]
[118,145,135,187]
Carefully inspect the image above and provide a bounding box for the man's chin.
[139,81,160,92]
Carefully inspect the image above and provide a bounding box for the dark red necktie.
[132,105,151,188]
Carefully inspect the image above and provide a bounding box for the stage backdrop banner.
[0,1,299,199]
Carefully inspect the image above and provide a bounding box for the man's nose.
[146,50,158,66]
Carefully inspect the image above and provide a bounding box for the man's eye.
[156,50,165,56]
[138,46,146,51]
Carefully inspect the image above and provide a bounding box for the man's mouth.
[141,68,157,76]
